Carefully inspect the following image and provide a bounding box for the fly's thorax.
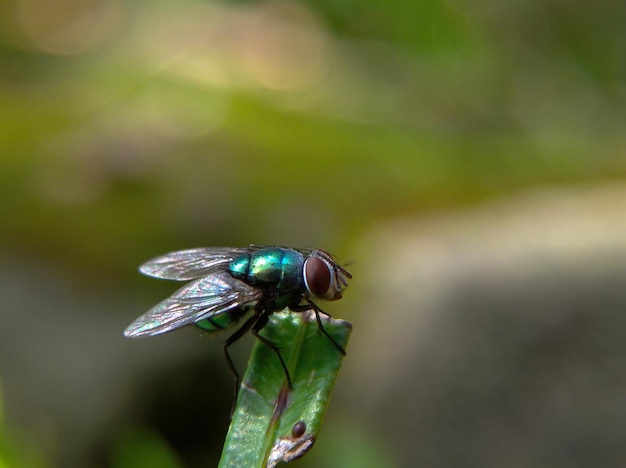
[229,247,304,292]
[303,250,352,301]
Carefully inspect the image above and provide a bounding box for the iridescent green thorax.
[229,247,305,293]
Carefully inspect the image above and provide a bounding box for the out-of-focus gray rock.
[343,184,626,468]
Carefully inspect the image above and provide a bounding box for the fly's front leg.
[252,312,293,389]
[291,300,347,356]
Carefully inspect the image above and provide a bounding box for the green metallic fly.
[124,246,352,390]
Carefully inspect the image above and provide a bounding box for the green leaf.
[218,310,352,468]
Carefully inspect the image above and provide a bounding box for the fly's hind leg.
[224,314,259,403]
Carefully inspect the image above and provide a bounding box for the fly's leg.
[291,300,347,356]
[252,312,293,389]
[224,314,259,402]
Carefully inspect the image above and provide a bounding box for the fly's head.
[303,249,352,301]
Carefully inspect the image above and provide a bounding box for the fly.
[124,245,352,392]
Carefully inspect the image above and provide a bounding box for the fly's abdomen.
[195,309,244,333]
[229,247,304,292]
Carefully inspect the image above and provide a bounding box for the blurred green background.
[1,0,626,467]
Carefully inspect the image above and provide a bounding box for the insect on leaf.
[218,310,352,468]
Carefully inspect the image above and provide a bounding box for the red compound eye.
[304,256,331,298]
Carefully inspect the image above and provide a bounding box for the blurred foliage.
[1,0,625,466]
[0,381,43,468]
[109,427,182,468]
[292,421,393,468]
[2,0,625,280]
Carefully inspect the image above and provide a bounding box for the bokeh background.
[1,0,626,467]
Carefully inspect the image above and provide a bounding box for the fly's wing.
[124,270,263,337]
[139,247,253,281]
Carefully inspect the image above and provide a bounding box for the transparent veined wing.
[124,270,263,337]
[139,247,254,281]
